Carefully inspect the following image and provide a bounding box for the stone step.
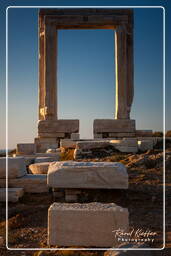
[48,202,129,247]
[0,188,24,202]
[48,161,128,189]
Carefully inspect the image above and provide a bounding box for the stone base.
[48,202,129,247]
[93,119,135,138]
[35,119,79,152]
[38,119,79,136]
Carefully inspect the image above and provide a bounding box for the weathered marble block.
[16,143,35,155]
[48,161,128,189]
[0,174,48,193]
[75,139,138,153]
[0,157,27,179]
[76,140,111,150]
[34,137,58,153]
[14,155,35,166]
[29,162,50,174]
[35,156,60,163]
[48,202,129,247]
[0,188,24,202]
[60,139,77,149]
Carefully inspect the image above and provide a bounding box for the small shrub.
[60,149,74,161]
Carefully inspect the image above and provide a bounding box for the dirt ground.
[0,147,171,256]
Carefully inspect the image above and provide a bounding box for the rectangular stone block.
[94,119,135,133]
[38,119,79,133]
[76,140,111,150]
[71,133,80,140]
[0,157,27,179]
[60,139,77,149]
[35,137,58,153]
[48,202,129,247]
[29,162,50,174]
[0,188,24,202]
[38,132,65,138]
[48,161,128,189]
[16,143,35,155]
[35,155,60,163]
[0,174,48,193]
[76,138,138,153]
[14,156,35,166]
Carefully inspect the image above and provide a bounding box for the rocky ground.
[0,142,170,255]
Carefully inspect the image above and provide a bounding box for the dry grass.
[60,149,75,161]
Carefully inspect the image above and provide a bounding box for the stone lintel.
[45,14,128,29]
[94,119,135,133]
[40,8,133,16]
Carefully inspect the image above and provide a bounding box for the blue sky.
[0,0,170,149]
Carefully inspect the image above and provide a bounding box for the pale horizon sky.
[0,0,170,149]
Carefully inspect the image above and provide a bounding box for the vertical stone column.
[126,25,134,117]
[44,19,57,120]
[115,25,128,119]
[38,14,45,120]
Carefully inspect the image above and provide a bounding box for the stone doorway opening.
[57,29,115,139]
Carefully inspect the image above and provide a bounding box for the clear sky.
[0,0,170,149]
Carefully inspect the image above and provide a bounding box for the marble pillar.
[115,24,134,120]
[39,17,57,121]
